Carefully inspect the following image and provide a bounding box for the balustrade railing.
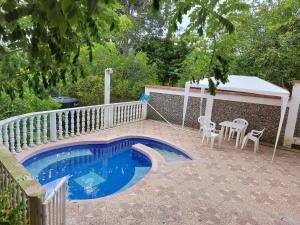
[0,101,147,154]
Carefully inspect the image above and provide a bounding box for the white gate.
[42,177,68,225]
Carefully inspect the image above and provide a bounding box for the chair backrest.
[202,122,216,137]
[198,116,210,127]
[251,128,265,139]
[233,118,249,127]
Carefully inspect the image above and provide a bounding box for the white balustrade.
[58,112,63,140]
[0,101,145,153]
[91,108,95,132]
[64,111,69,138]
[29,116,34,147]
[36,115,41,145]
[81,109,86,134]
[96,108,100,130]
[43,114,48,143]
[15,120,21,153]
[9,122,15,153]
[71,110,75,137]
[86,108,90,133]
[100,107,104,129]
[76,110,80,135]
[22,118,28,149]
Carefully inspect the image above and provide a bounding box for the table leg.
[235,130,241,148]
[219,126,224,148]
[224,127,228,140]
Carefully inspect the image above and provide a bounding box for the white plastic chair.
[198,116,210,133]
[228,118,249,143]
[241,128,265,153]
[202,122,219,149]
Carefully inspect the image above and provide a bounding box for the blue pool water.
[23,138,191,200]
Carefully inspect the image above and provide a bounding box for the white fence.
[0,101,147,154]
[42,177,68,225]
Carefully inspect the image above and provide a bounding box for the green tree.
[137,37,191,85]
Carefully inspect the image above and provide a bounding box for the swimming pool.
[23,137,191,200]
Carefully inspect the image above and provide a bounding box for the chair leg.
[210,137,215,149]
[241,136,248,150]
[202,134,205,143]
[228,129,232,141]
[254,141,259,153]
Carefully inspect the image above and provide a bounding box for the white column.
[9,122,15,153]
[29,116,34,147]
[76,110,80,135]
[36,115,41,145]
[71,110,75,136]
[272,95,289,161]
[284,82,300,147]
[104,68,113,104]
[50,112,57,142]
[182,82,191,127]
[64,111,69,138]
[22,118,28,149]
[205,95,214,121]
[43,114,48,143]
[15,119,21,152]
[58,112,63,139]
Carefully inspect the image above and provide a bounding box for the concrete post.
[205,95,214,121]
[284,81,300,147]
[104,68,113,104]
[104,68,113,128]
[49,112,57,142]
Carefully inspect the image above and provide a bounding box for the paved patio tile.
[18,120,300,224]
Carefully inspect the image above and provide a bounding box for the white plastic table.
[218,121,247,148]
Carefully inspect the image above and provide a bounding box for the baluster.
[117,105,121,125]
[64,111,69,138]
[91,108,95,132]
[76,110,80,135]
[100,107,104,129]
[133,104,136,121]
[86,108,90,133]
[22,118,28,149]
[96,108,100,130]
[126,105,129,123]
[120,105,124,124]
[81,109,86,134]
[15,119,21,152]
[71,110,75,136]
[29,116,34,147]
[114,106,117,126]
[43,114,48,143]
[9,122,15,153]
[0,126,2,146]
[138,103,142,120]
[36,115,41,145]
[58,112,63,139]
[130,104,133,121]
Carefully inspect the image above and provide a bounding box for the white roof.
[188,75,289,97]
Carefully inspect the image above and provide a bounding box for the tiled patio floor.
[22,120,300,225]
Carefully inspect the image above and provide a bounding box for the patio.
[18,119,300,225]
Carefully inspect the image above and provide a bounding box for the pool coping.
[16,135,194,203]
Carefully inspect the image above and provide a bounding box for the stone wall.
[147,92,294,144]
[147,93,206,129]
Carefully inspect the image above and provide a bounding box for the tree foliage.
[137,36,191,85]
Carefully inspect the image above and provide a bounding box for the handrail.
[0,101,142,126]
[0,146,45,225]
[0,101,147,154]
